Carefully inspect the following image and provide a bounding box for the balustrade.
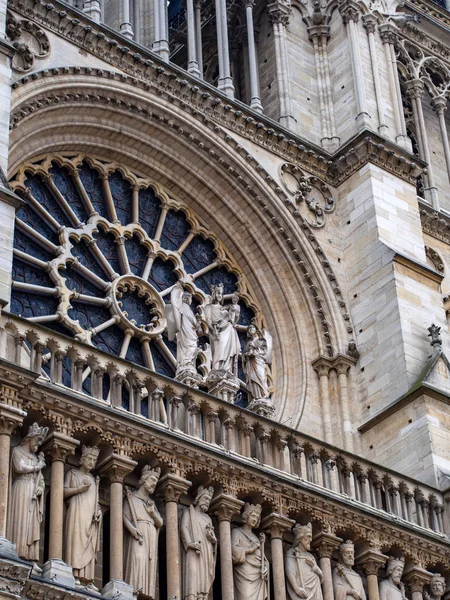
[0,311,447,541]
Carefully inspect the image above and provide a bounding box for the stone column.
[261,513,295,600]
[157,473,192,600]
[312,532,343,600]
[152,0,169,62]
[356,550,388,600]
[312,358,333,444]
[335,357,354,453]
[186,0,200,76]
[215,0,234,97]
[41,432,80,586]
[83,0,101,22]
[120,0,134,38]
[245,0,262,112]
[404,567,433,600]
[210,493,244,600]
[99,454,138,599]
[194,0,203,77]
[406,79,439,209]
[0,389,26,556]
[339,1,370,130]
[268,1,296,131]
[362,14,388,136]
[431,96,450,186]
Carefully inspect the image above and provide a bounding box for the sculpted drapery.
[166,283,202,375]
[64,445,101,589]
[285,523,323,600]
[232,503,269,600]
[203,284,241,374]
[7,422,48,562]
[123,465,163,599]
[242,322,271,402]
[333,541,366,600]
[181,486,217,600]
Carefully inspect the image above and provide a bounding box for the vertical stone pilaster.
[312,357,333,445]
[312,532,343,600]
[356,550,388,600]
[157,473,192,600]
[261,513,295,600]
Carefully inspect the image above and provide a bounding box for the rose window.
[9,154,261,401]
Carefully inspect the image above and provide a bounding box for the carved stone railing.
[0,311,447,538]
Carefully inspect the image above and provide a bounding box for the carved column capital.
[338,0,360,24]
[405,79,425,100]
[431,96,447,115]
[210,493,244,522]
[404,567,433,592]
[378,23,398,44]
[312,531,343,558]
[156,473,191,503]
[356,549,388,576]
[261,513,295,539]
[0,398,26,436]
[41,431,79,462]
[98,454,137,484]
[312,356,333,377]
[362,13,377,33]
[267,1,291,25]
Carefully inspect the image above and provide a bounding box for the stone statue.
[166,283,202,376]
[425,575,446,600]
[242,320,272,402]
[203,283,241,375]
[124,465,163,599]
[7,422,48,562]
[285,523,323,600]
[333,541,367,600]
[379,557,406,600]
[229,293,241,326]
[181,485,217,600]
[64,445,102,590]
[232,503,269,600]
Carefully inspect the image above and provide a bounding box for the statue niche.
[333,540,366,600]
[379,557,406,600]
[180,486,217,600]
[64,445,102,591]
[124,465,163,599]
[7,422,48,562]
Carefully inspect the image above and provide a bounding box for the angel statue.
[243,320,272,402]
[166,283,203,379]
[202,283,241,376]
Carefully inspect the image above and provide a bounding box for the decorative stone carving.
[6,12,50,72]
[379,557,406,600]
[232,503,269,600]
[425,246,444,274]
[333,541,367,600]
[424,574,446,600]
[243,320,274,417]
[7,422,48,562]
[203,284,241,376]
[63,445,102,590]
[123,465,163,599]
[166,283,202,384]
[285,523,323,600]
[180,486,217,600]
[280,164,335,228]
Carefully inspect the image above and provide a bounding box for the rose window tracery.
[9,154,261,398]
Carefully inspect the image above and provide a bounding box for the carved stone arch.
[8,71,353,430]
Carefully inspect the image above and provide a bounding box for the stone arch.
[8,70,353,430]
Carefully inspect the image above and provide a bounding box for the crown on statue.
[81,445,100,459]
[387,556,405,573]
[340,540,354,551]
[293,522,312,536]
[26,422,49,440]
[242,503,262,521]
[210,283,224,296]
[139,465,161,485]
[194,485,214,503]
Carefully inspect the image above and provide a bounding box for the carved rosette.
[280,163,335,227]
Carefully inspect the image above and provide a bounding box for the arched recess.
[8,69,352,429]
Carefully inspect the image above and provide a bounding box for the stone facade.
[0,0,449,598]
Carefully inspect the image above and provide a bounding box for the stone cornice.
[8,0,425,188]
[405,0,450,33]
[420,201,450,244]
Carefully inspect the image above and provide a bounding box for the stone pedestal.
[0,537,18,560]
[42,559,75,588]
[247,398,275,418]
[175,367,203,389]
[206,370,240,402]
[102,579,136,600]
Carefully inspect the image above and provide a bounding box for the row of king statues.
[166,282,273,410]
[6,425,447,600]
